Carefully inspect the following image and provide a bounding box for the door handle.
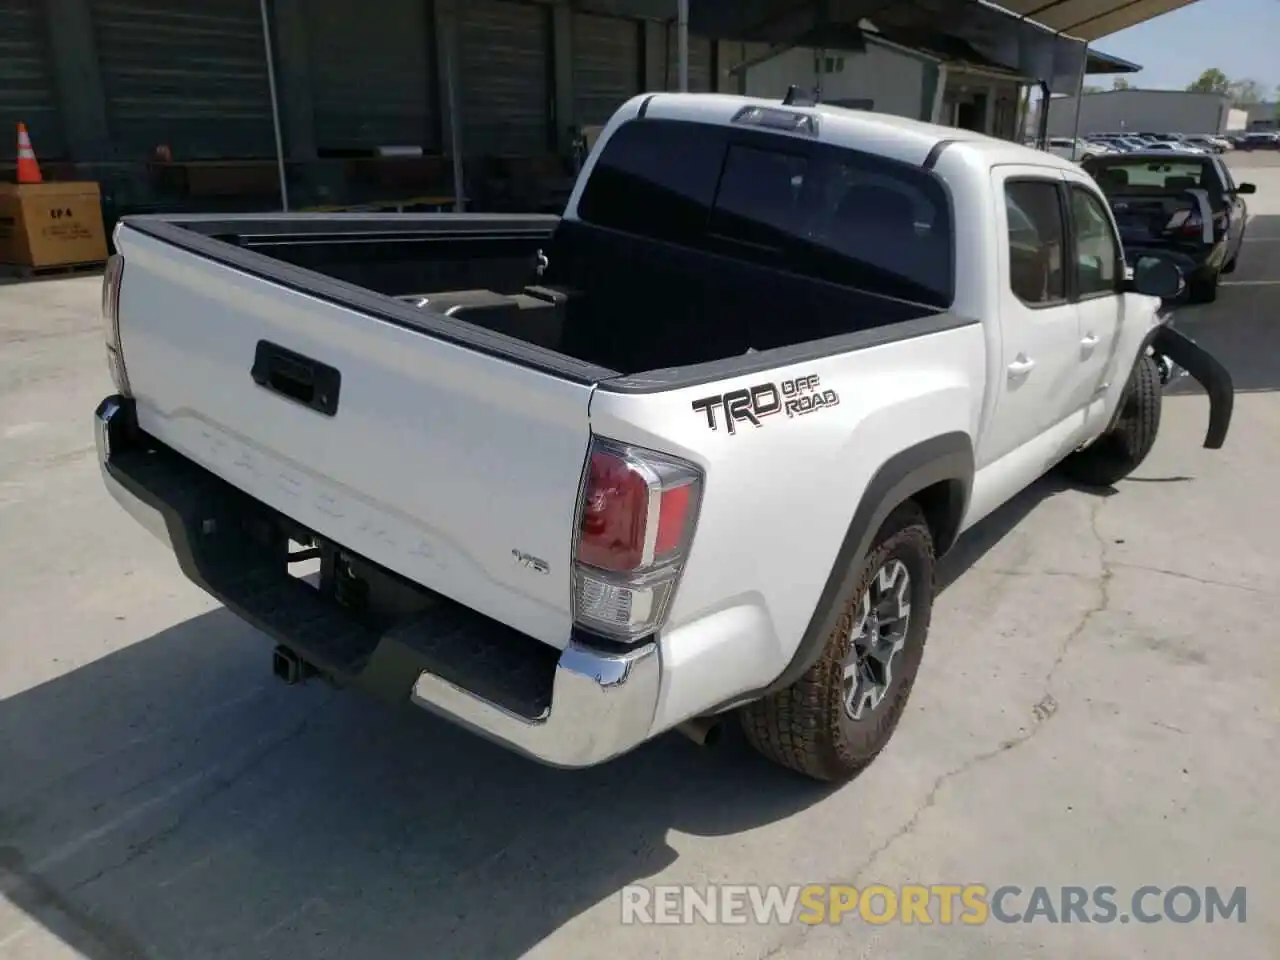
[1080,333,1100,354]
[1007,355,1036,377]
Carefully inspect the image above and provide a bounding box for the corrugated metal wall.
[305,0,438,153]
[459,0,550,155]
[92,0,275,159]
[572,12,640,127]
[0,0,63,161]
[663,27,713,92]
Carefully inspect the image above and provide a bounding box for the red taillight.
[572,437,702,641]
[1164,207,1213,239]
[654,484,693,557]
[576,443,699,574]
[578,451,652,572]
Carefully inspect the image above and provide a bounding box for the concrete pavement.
[1,168,1277,960]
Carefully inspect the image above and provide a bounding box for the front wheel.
[740,502,935,783]
[1059,353,1162,488]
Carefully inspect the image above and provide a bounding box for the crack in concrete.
[979,568,1089,580]
[1107,561,1274,595]
[755,498,1118,960]
[872,508,1111,867]
[855,500,1113,876]
[981,561,1270,597]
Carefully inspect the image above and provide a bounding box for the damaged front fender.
[1151,323,1234,450]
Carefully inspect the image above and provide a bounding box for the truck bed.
[126,213,944,377]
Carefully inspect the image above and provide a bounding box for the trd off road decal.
[691,374,840,434]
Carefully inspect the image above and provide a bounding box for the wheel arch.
[759,431,974,698]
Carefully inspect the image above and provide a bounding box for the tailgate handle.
[251,341,341,417]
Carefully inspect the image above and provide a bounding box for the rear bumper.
[95,395,661,768]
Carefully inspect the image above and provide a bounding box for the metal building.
[1046,89,1234,137]
[743,38,934,119]
[0,0,1197,227]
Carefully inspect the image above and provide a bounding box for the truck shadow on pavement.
[0,471,1098,960]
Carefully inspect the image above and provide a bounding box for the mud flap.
[1151,324,1234,449]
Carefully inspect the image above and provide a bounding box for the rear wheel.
[740,503,935,783]
[1059,354,1162,488]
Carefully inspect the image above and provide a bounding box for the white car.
[1146,141,1207,155]
[95,93,1235,783]
[1047,137,1111,161]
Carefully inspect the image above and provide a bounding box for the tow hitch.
[1150,324,1234,450]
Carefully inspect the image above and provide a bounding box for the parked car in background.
[1144,141,1207,155]
[1047,137,1110,161]
[1238,132,1280,150]
[1087,135,1129,152]
[1082,151,1254,304]
[1182,135,1226,154]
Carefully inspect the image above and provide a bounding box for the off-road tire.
[1059,353,1162,488]
[740,502,935,783]
[1188,271,1219,304]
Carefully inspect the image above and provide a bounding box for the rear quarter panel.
[591,321,986,730]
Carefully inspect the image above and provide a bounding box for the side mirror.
[1129,256,1183,300]
[1236,182,1256,195]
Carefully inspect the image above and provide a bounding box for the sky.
[1091,0,1280,93]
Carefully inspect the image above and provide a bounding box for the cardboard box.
[0,181,108,268]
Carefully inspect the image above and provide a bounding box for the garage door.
[572,12,640,128]
[92,0,275,159]
[0,0,63,161]
[459,0,550,156]
[306,0,438,153]
[664,29,714,92]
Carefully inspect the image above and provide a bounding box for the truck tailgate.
[114,228,593,648]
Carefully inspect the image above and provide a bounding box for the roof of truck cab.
[637,92,1082,174]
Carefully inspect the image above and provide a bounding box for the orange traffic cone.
[16,123,43,184]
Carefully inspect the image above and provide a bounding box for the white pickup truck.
[95,93,1233,783]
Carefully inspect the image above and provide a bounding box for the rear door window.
[1004,180,1067,306]
[1069,186,1122,298]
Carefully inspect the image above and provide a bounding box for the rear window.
[577,118,954,308]
[1084,157,1213,191]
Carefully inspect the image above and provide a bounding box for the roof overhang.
[578,1,1150,92]
[990,0,1199,43]
[1085,48,1142,73]
[689,0,1093,93]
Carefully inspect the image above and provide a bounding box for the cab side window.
[1069,186,1122,298]
[1005,180,1066,306]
